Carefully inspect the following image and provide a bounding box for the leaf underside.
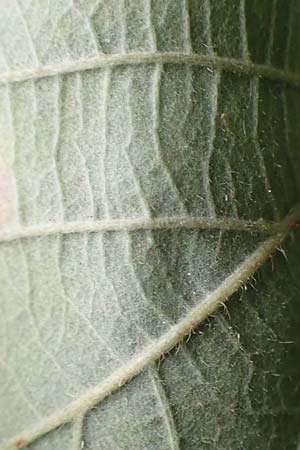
[0,1,300,450]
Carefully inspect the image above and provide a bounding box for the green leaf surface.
[0,1,300,449]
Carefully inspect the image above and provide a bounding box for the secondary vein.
[1,52,300,88]
[0,216,285,244]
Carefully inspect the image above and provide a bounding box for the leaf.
[0,1,300,449]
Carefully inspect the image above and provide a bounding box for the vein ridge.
[150,367,180,450]
[0,216,287,244]
[71,414,85,450]
[1,52,300,88]
[1,202,299,450]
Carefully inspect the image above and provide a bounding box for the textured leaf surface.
[0,1,300,449]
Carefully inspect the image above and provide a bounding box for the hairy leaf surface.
[0,1,300,449]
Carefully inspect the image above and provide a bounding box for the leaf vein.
[0,215,287,244]
[1,52,300,88]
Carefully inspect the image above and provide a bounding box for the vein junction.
[1,202,299,450]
